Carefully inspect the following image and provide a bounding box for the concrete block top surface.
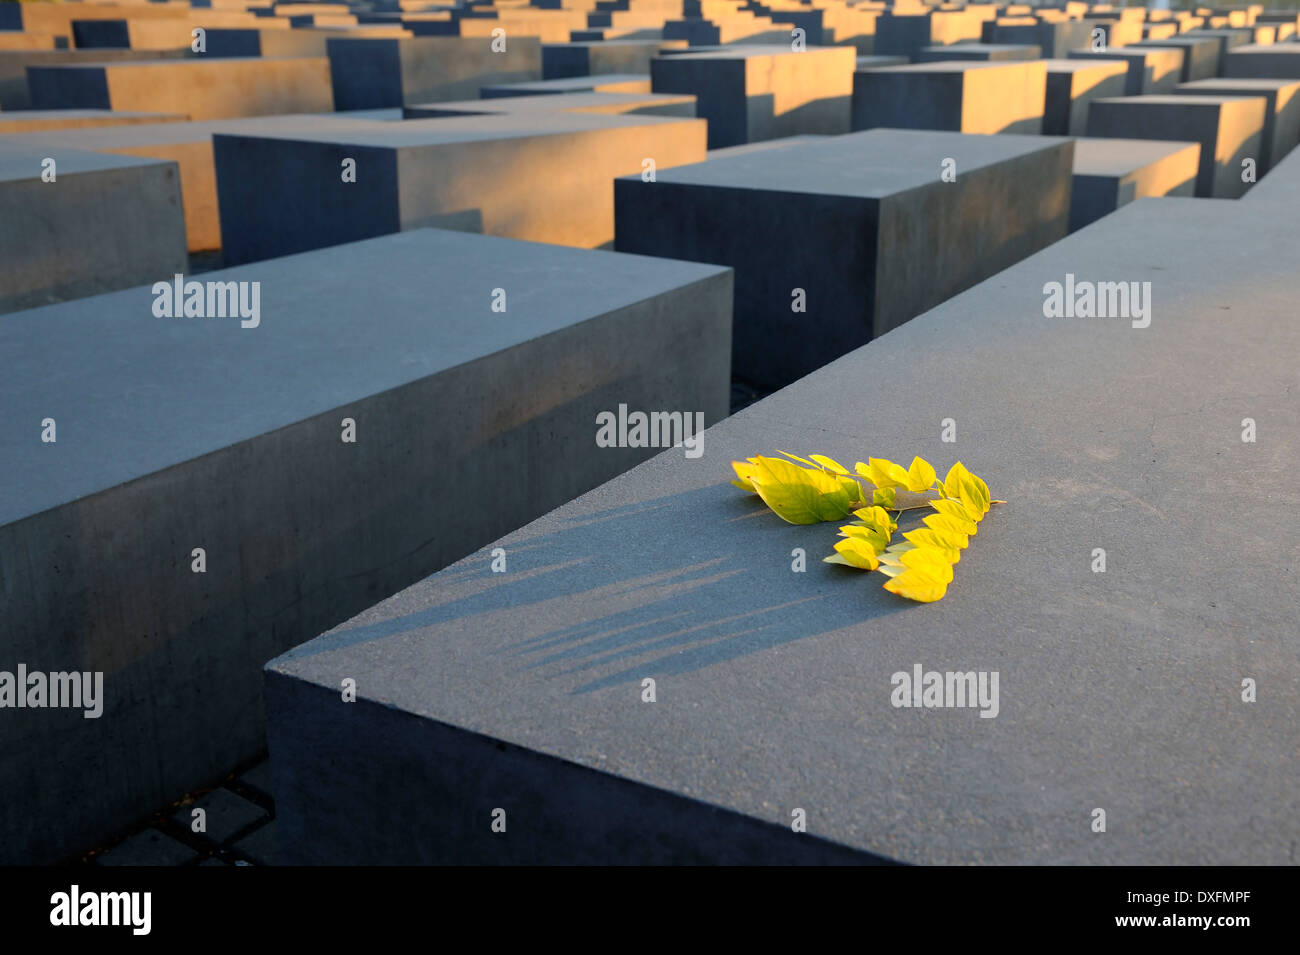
[657,43,854,61]
[1041,57,1128,74]
[621,128,1070,197]
[1094,93,1264,108]
[1177,77,1300,92]
[267,198,1300,866]
[1072,136,1202,176]
[5,113,396,149]
[0,229,730,527]
[0,141,173,181]
[863,59,1040,73]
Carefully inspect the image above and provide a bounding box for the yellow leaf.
[850,506,897,535]
[747,455,854,524]
[905,456,937,493]
[809,454,850,475]
[922,513,973,545]
[904,527,966,556]
[883,569,949,603]
[942,461,972,500]
[730,459,761,493]
[856,457,909,490]
[930,499,977,528]
[823,537,880,570]
[872,486,897,508]
[776,450,820,469]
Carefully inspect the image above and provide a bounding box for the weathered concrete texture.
[542,38,687,79]
[1226,43,1300,79]
[981,17,1091,58]
[27,56,334,120]
[0,109,187,133]
[1243,126,1300,206]
[326,34,542,107]
[1067,47,1186,95]
[615,128,1072,389]
[481,74,652,98]
[1131,36,1221,82]
[1068,136,1199,231]
[214,108,705,261]
[0,47,189,110]
[10,113,397,252]
[266,197,1300,866]
[1174,78,1300,172]
[0,144,187,313]
[915,42,1042,62]
[1042,58,1128,136]
[853,61,1046,135]
[649,45,854,149]
[1086,94,1267,197]
[0,227,732,864]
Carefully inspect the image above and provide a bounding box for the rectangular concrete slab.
[1174,77,1300,171]
[1068,136,1199,231]
[1131,36,1222,82]
[915,42,1042,62]
[0,227,732,864]
[853,60,1047,135]
[1042,57,1128,135]
[542,38,687,79]
[1067,47,1186,95]
[615,128,1072,390]
[1086,93,1267,197]
[265,196,1300,866]
[0,109,187,133]
[0,47,190,110]
[1226,43,1300,79]
[0,143,187,313]
[650,45,855,149]
[981,17,1092,58]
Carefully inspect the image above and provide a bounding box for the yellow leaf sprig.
[731,453,1003,603]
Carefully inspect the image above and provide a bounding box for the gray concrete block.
[0,47,189,111]
[171,789,269,844]
[650,45,855,149]
[1226,43,1300,80]
[213,108,705,261]
[1086,93,1267,197]
[1131,37,1221,82]
[0,227,732,864]
[0,144,187,313]
[480,74,651,98]
[915,42,1042,62]
[542,39,686,79]
[232,820,283,865]
[981,17,1092,58]
[1067,48,1186,95]
[853,60,1047,135]
[874,10,984,60]
[27,56,334,119]
[1174,77,1300,172]
[326,34,542,107]
[0,109,187,133]
[1244,131,1300,206]
[615,128,1072,389]
[1068,136,1199,231]
[1042,58,1128,135]
[856,55,908,71]
[265,197,1300,866]
[95,828,199,867]
[1184,27,1255,66]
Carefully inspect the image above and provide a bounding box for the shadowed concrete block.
[874,10,984,60]
[214,109,706,262]
[856,54,908,70]
[542,38,687,79]
[1043,58,1128,135]
[481,74,651,97]
[12,113,398,252]
[1068,47,1187,94]
[406,89,696,119]
[1087,93,1266,197]
[0,109,187,133]
[1226,43,1300,79]
[0,144,187,313]
[0,47,190,110]
[649,45,854,149]
[1079,17,1142,48]
[27,57,334,119]
[1132,36,1221,81]
[70,16,269,51]
[1175,77,1300,171]
[615,128,1072,389]
[0,227,732,864]
[915,42,1042,62]
[981,17,1091,58]
[203,26,333,58]
[853,60,1046,135]
[326,35,542,107]
[1068,136,1199,231]
[1244,131,1300,206]
[266,197,1299,866]
[1185,27,1254,65]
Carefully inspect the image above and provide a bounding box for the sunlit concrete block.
[481,74,652,97]
[1225,43,1300,79]
[650,45,854,149]
[267,198,1299,866]
[853,60,1046,135]
[213,109,707,261]
[1068,137,1199,231]
[915,42,1041,62]
[1184,27,1254,65]
[614,128,1072,389]
[1067,47,1186,94]
[0,32,68,52]
[27,57,334,120]
[0,144,186,313]
[1086,93,1267,197]
[325,35,542,107]
[0,227,731,864]
[1043,58,1128,135]
[0,109,187,133]
[874,10,984,60]
[1131,36,1221,81]
[1175,77,1300,171]
[542,39,687,79]
[1078,17,1143,48]
[0,47,189,110]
